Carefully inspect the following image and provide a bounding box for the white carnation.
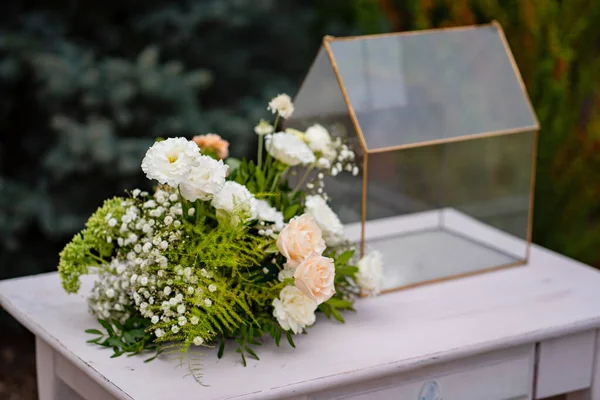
[179,155,229,202]
[304,124,332,153]
[211,181,257,225]
[256,199,284,231]
[356,250,384,297]
[304,195,344,246]
[267,93,294,119]
[272,286,317,334]
[265,132,315,166]
[141,138,200,187]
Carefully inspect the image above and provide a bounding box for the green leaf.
[217,337,225,359]
[240,351,247,367]
[285,331,296,348]
[275,329,282,346]
[107,337,124,348]
[265,244,278,253]
[245,346,260,360]
[283,204,300,221]
[86,337,102,344]
[255,167,266,192]
[97,319,114,335]
[326,298,354,309]
[110,351,124,358]
[336,250,355,266]
[85,329,103,335]
[330,307,345,323]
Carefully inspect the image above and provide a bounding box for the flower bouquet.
[58,94,383,381]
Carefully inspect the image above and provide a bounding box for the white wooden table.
[2,244,600,399]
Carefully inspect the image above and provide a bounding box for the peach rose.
[192,133,230,160]
[276,214,326,269]
[293,253,336,305]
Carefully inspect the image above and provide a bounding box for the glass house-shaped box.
[287,22,540,292]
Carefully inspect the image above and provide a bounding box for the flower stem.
[291,165,314,197]
[262,114,279,175]
[257,135,263,169]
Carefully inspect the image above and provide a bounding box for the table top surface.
[2,244,600,400]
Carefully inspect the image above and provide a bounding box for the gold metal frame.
[293,21,540,294]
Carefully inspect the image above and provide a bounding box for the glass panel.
[364,131,534,290]
[286,47,363,225]
[328,25,538,150]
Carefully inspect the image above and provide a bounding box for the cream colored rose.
[276,214,326,268]
[293,253,336,305]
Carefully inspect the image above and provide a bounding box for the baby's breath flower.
[106,288,115,298]
[151,316,159,324]
[142,242,152,253]
[178,316,187,326]
[177,304,186,314]
[132,189,141,197]
[171,325,180,334]
[164,216,173,226]
[169,297,178,306]
[204,298,212,307]
[193,336,204,346]
[190,316,199,325]
[188,208,195,216]
[208,284,217,293]
[155,328,164,338]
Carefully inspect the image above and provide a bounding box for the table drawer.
[311,345,534,400]
[536,330,596,398]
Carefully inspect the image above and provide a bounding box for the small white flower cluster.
[89,188,187,323]
[128,264,218,339]
[88,260,133,323]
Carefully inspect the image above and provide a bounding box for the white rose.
[304,124,332,153]
[267,93,295,119]
[256,199,284,231]
[304,195,344,246]
[141,138,200,187]
[356,250,384,297]
[272,286,317,334]
[179,155,229,202]
[265,132,315,166]
[211,181,257,226]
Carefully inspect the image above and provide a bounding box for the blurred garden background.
[1,0,599,398]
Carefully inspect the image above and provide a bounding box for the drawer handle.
[419,381,442,400]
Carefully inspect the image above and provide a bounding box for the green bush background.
[1,0,598,300]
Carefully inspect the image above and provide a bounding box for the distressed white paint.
[36,337,58,400]
[2,220,600,399]
[589,330,600,400]
[536,331,596,398]
[312,345,534,400]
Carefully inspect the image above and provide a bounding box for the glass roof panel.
[328,24,539,151]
